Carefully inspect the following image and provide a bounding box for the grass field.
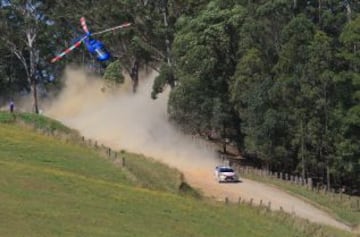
[0,112,356,236]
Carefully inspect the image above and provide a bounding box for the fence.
[80,136,127,167]
[37,126,360,211]
[236,165,313,189]
[230,163,360,211]
[36,127,128,168]
[224,195,282,214]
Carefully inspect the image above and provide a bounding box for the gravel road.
[184,168,351,231]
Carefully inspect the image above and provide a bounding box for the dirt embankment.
[45,68,351,232]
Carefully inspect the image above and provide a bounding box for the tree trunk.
[31,78,39,114]
[326,164,330,191]
[27,29,39,114]
[345,1,352,22]
[323,79,330,190]
[222,123,227,154]
[162,0,172,67]
[29,48,39,114]
[130,60,139,93]
[325,103,330,190]
[300,119,305,179]
[318,0,321,25]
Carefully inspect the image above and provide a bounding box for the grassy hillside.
[0,112,186,195]
[0,112,354,236]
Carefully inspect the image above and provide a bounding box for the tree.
[103,60,124,88]
[168,1,246,146]
[229,1,295,168]
[335,15,360,191]
[231,46,283,169]
[305,30,336,189]
[1,1,42,112]
[267,14,316,173]
[0,1,73,113]
[88,0,181,92]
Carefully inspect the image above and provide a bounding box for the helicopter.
[51,17,131,63]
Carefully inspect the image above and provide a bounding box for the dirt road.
[184,169,351,231]
[45,69,351,232]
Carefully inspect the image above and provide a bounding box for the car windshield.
[219,168,234,172]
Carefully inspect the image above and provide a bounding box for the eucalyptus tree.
[230,48,274,166]
[97,0,207,92]
[336,15,360,191]
[168,1,246,150]
[230,0,294,169]
[75,0,170,92]
[304,31,337,189]
[272,14,315,175]
[0,1,50,112]
[0,46,27,99]
[0,0,88,113]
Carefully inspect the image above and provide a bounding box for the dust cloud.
[45,68,219,172]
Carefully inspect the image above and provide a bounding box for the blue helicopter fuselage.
[84,35,110,61]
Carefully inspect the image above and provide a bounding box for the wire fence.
[37,127,127,167]
[229,162,360,212]
[37,126,360,211]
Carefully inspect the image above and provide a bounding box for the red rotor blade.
[51,36,87,63]
[80,17,89,34]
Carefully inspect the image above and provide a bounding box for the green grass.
[0,159,352,237]
[0,112,356,236]
[0,124,129,184]
[17,112,74,133]
[123,152,189,195]
[0,112,75,134]
[0,112,16,123]
[241,172,360,227]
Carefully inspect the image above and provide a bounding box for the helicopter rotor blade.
[80,17,90,34]
[92,22,131,36]
[51,35,88,63]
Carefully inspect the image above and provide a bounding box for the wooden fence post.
[307,178,312,190]
[122,156,125,167]
[225,197,229,204]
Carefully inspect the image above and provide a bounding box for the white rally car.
[214,166,239,183]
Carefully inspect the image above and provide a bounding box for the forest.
[0,0,359,194]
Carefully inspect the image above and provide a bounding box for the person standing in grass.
[9,100,14,113]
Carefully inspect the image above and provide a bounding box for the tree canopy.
[0,0,359,193]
